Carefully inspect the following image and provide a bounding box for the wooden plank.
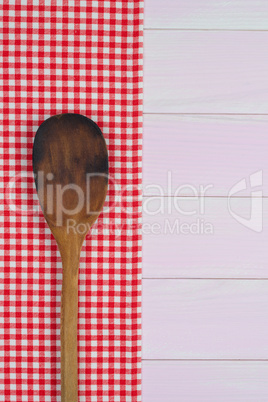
[143,197,268,278]
[144,0,268,30]
[142,361,268,402]
[143,31,268,114]
[142,279,268,359]
[143,114,268,196]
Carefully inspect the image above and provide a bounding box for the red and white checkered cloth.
[0,1,143,401]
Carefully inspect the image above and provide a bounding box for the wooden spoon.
[32,113,108,402]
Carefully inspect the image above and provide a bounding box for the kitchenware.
[33,113,108,402]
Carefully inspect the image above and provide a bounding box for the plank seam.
[143,112,268,116]
[144,28,268,32]
[142,278,268,280]
[142,359,268,361]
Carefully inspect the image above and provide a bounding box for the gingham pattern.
[0,1,143,401]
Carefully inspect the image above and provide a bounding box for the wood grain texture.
[144,0,268,30]
[142,2,268,398]
[143,114,268,196]
[142,279,268,359]
[143,31,268,114]
[142,361,268,402]
[143,197,268,278]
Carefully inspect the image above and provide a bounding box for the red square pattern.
[0,1,143,401]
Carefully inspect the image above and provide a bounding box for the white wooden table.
[142,1,268,400]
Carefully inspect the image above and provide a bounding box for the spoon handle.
[60,244,80,402]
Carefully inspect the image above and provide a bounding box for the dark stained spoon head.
[32,113,109,243]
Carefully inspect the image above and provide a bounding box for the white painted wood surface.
[143,198,268,278]
[143,31,268,114]
[144,0,268,30]
[143,114,268,196]
[142,279,268,359]
[142,361,268,402]
[142,1,268,400]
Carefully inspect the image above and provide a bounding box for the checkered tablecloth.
[0,1,143,400]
